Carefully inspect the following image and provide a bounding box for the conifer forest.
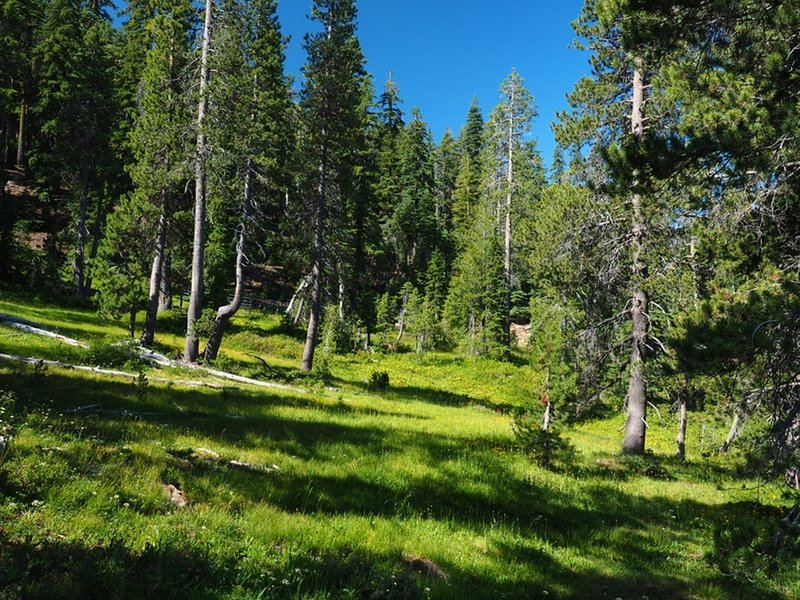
[1,1,800,598]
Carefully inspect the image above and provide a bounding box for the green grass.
[0,285,798,599]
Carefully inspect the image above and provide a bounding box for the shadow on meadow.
[0,367,790,600]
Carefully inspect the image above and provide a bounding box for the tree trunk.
[676,394,687,460]
[622,58,650,455]
[16,96,26,168]
[203,160,252,361]
[504,85,515,347]
[141,195,168,347]
[300,15,334,373]
[300,154,327,371]
[184,0,213,363]
[73,163,91,296]
[719,411,744,453]
[128,309,136,338]
[159,255,172,312]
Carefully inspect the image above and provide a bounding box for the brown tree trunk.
[184,0,213,362]
[141,195,168,347]
[204,160,252,361]
[622,58,650,455]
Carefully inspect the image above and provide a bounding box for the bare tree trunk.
[16,95,26,168]
[622,58,650,455]
[504,86,515,347]
[73,163,91,296]
[159,255,172,312]
[285,276,310,320]
[293,297,305,325]
[184,0,213,362]
[676,394,687,460]
[719,411,743,453]
[141,195,168,347]
[128,309,136,338]
[204,159,252,361]
[300,153,327,371]
[396,289,409,343]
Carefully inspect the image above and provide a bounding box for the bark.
[16,96,26,168]
[128,309,136,338]
[203,160,252,361]
[285,276,310,321]
[719,411,742,453]
[396,289,409,343]
[542,400,552,433]
[141,197,168,347]
[73,164,91,296]
[504,84,515,347]
[184,0,213,362]
[300,153,327,371]
[158,255,172,312]
[622,58,650,455]
[676,394,687,460]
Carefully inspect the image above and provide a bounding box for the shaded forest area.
[2,0,800,596]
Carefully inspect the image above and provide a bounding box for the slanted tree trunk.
[184,0,213,362]
[719,411,744,453]
[141,194,169,347]
[204,160,253,361]
[622,58,650,455]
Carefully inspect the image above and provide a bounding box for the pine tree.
[184,0,214,362]
[451,98,485,248]
[123,0,193,347]
[485,69,538,344]
[389,108,438,285]
[298,0,369,371]
[203,0,292,361]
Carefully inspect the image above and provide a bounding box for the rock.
[404,555,448,581]
[164,483,188,507]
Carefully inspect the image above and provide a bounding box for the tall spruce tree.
[127,0,193,347]
[203,0,292,360]
[485,69,537,345]
[298,0,368,371]
[184,0,214,362]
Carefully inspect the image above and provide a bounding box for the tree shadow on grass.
[0,368,792,600]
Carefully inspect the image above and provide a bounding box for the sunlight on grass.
[0,290,796,599]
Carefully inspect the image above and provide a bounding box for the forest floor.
[0,282,798,599]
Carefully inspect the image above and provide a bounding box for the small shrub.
[86,338,144,368]
[133,370,148,402]
[367,370,390,391]
[512,408,576,470]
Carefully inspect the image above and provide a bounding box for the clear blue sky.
[277,0,589,166]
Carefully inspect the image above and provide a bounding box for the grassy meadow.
[0,284,797,599]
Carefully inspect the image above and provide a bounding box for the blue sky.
[277,0,589,165]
